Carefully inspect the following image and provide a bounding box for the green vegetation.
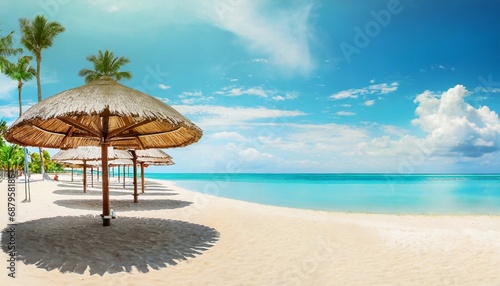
[0,29,22,71]
[19,15,65,174]
[3,55,35,116]
[78,49,132,83]
[0,119,62,175]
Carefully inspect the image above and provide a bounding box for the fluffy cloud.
[412,85,500,157]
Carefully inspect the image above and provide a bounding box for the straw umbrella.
[109,158,133,188]
[5,77,202,226]
[52,146,133,192]
[135,149,174,194]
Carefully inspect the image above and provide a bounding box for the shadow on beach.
[53,189,130,196]
[54,199,192,211]
[1,215,219,275]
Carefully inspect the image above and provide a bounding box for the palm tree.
[78,50,132,83]
[0,29,22,71]
[3,55,35,116]
[0,144,24,177]
[19,15,65,174]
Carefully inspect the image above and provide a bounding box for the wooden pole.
[141,162,145,194]
[123,164,126,188]
[83,160,87,193]
[101,143,110,226]
[132,151,138,203]
[102,108,111,227]
[91,166,94,187]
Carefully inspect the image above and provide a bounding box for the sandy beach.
[1,174,500,285]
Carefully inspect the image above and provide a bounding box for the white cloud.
[227,143,275,163]
[173,105,306,127]
[212,131,248,142]
[271,92,298,101]
[330,91,357,100]
[336,111,356,116]
[216,86,298,101]
[0,102,36,120]
[0,74,16,100]
[201,0,315,75]
[252,58,268,63]
[227,87,267,97]
[0,105,20,119]
[330,82,399,100]
[178,90,212,104]
[363,100,375,106]
[412,85,500,157]
[179,90,203,97]
[158,84,171,90]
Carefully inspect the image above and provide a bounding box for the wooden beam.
[59,117,102,138]
[107,119,153,139]
[110,126,182,139]
[59,126,76,146]
[33,124,66,136]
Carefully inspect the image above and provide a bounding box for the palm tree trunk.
[36,55,45,174]
[36,55,42,102]
[18,83,22,117]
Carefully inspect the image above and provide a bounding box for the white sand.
[1,173,500,285]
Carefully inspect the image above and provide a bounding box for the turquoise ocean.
[144,173,500,215]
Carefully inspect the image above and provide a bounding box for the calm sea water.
[145,173,500,214]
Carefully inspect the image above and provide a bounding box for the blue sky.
[1,0,500,173]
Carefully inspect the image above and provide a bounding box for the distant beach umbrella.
[134,149,175,195]
[5,77,202,226]
[52,146,133,193]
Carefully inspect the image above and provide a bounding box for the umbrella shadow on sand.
[53,189,130,196]
[54,199,192,211]
[1,215,219,275]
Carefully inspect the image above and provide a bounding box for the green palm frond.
[79,49,132,83]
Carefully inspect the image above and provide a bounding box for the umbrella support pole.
[102,143,110,226]
[132,151,138,203]
[141,162,145,194]
[83,161,87,193]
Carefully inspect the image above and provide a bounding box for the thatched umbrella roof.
[5,77,202,227]
[109,158,134,166]
[5,77,202,149]
[135,149,173,164]
[52,146,133,161]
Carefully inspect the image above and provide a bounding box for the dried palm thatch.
[4,77,202,226]
[135,149,174,165]
[52,146,133,161]
[109,158,134,166]
[5,77,202,149]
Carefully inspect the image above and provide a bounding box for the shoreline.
[1,174,500,285]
